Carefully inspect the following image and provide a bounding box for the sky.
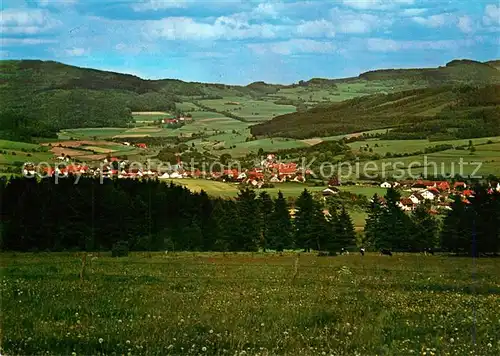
[1,0,499,84]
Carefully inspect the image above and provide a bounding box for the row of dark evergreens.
[0,177,499,255]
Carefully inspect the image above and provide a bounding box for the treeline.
[365,187,500,255]
[0,177,356,254]
[1,178,499,255]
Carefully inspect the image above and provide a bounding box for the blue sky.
[1,0,499,84]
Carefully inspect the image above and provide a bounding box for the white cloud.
[143,16,282,40]
[132,0,188,12]
[483,4,500,26]
[0,38,58,45]
[364,37,477,52]
[411,14,449,28]
[400,8,427,16]
[296,20,336,38]
[331,8,392,34]
[248,39,337,55]
[37,0,78,7]
[342,0,414,10]
[0,8,61,34]
[457,15,474,34]
[64,47,88,56]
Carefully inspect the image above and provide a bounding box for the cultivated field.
[1,252,499,355]
[197,97,296,121]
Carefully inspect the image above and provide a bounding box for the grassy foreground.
[1,252,499,355]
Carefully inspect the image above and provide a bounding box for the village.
[21,149,500,216]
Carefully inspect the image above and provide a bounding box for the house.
[322,187,339,197]
[269,175,281,183]
[380,181,392,188]
[397,198,414,211]
[293,175,306,183]
[437,181,450,191]
[136,143,147,149]
[421,190,438,201]
[462,189,474,197]
[170,172,182,179]
[411,180,434,190]
[237,172,247,180]
[409,193,424,205]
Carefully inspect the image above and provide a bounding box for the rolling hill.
[0,58,499,141]
[250,85,500,139]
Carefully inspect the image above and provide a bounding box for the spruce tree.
[337,206,356,250]
[268,191,293,251]
[381,188,413,251]
[258,191,274,252]
[410,200,438,252]
[235,188,259,251]
[440,195,471,254]
[364,194,384,249]
[294,189,316,251]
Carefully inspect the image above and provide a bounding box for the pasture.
[348,137,500,156]
[197,97,296,121]
[132,112,171,123]
[1,252,499,355]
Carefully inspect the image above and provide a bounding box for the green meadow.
[2,252,499,356]
[198,97,296,121]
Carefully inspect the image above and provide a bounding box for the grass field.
[349,137,500,156]
[2,252,499,355]
[61,128,129,140]
[198,97,296,121]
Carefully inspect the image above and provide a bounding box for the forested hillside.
[251,85,500,139]
[0,60,270,140]
[1,59,499,141]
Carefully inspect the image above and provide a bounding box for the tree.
[268,191,293,251]
[336,206,356,250]
[235,188,259,251]
[364,194,384,249]
[440,195,471,254]
[294,189,316,251]
[258,191,274,251]
[410,201,438,251]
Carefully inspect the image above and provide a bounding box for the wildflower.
[118,319,122,323]
[202,347,207,352]
[450,338,454,343]
[98,338,104,344]
[209,330,214,334]
[72,353,76,356]
[126,340,131,345]
[260,323,265,327]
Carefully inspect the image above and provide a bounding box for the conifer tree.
[410,200,438,251]
[337,206,356,250]
[440,195,471,254]
[294,189,316,251]
[258,191,274,251]
[364,194,384,249]
[235,188,259,251]
[268,191,293,251]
